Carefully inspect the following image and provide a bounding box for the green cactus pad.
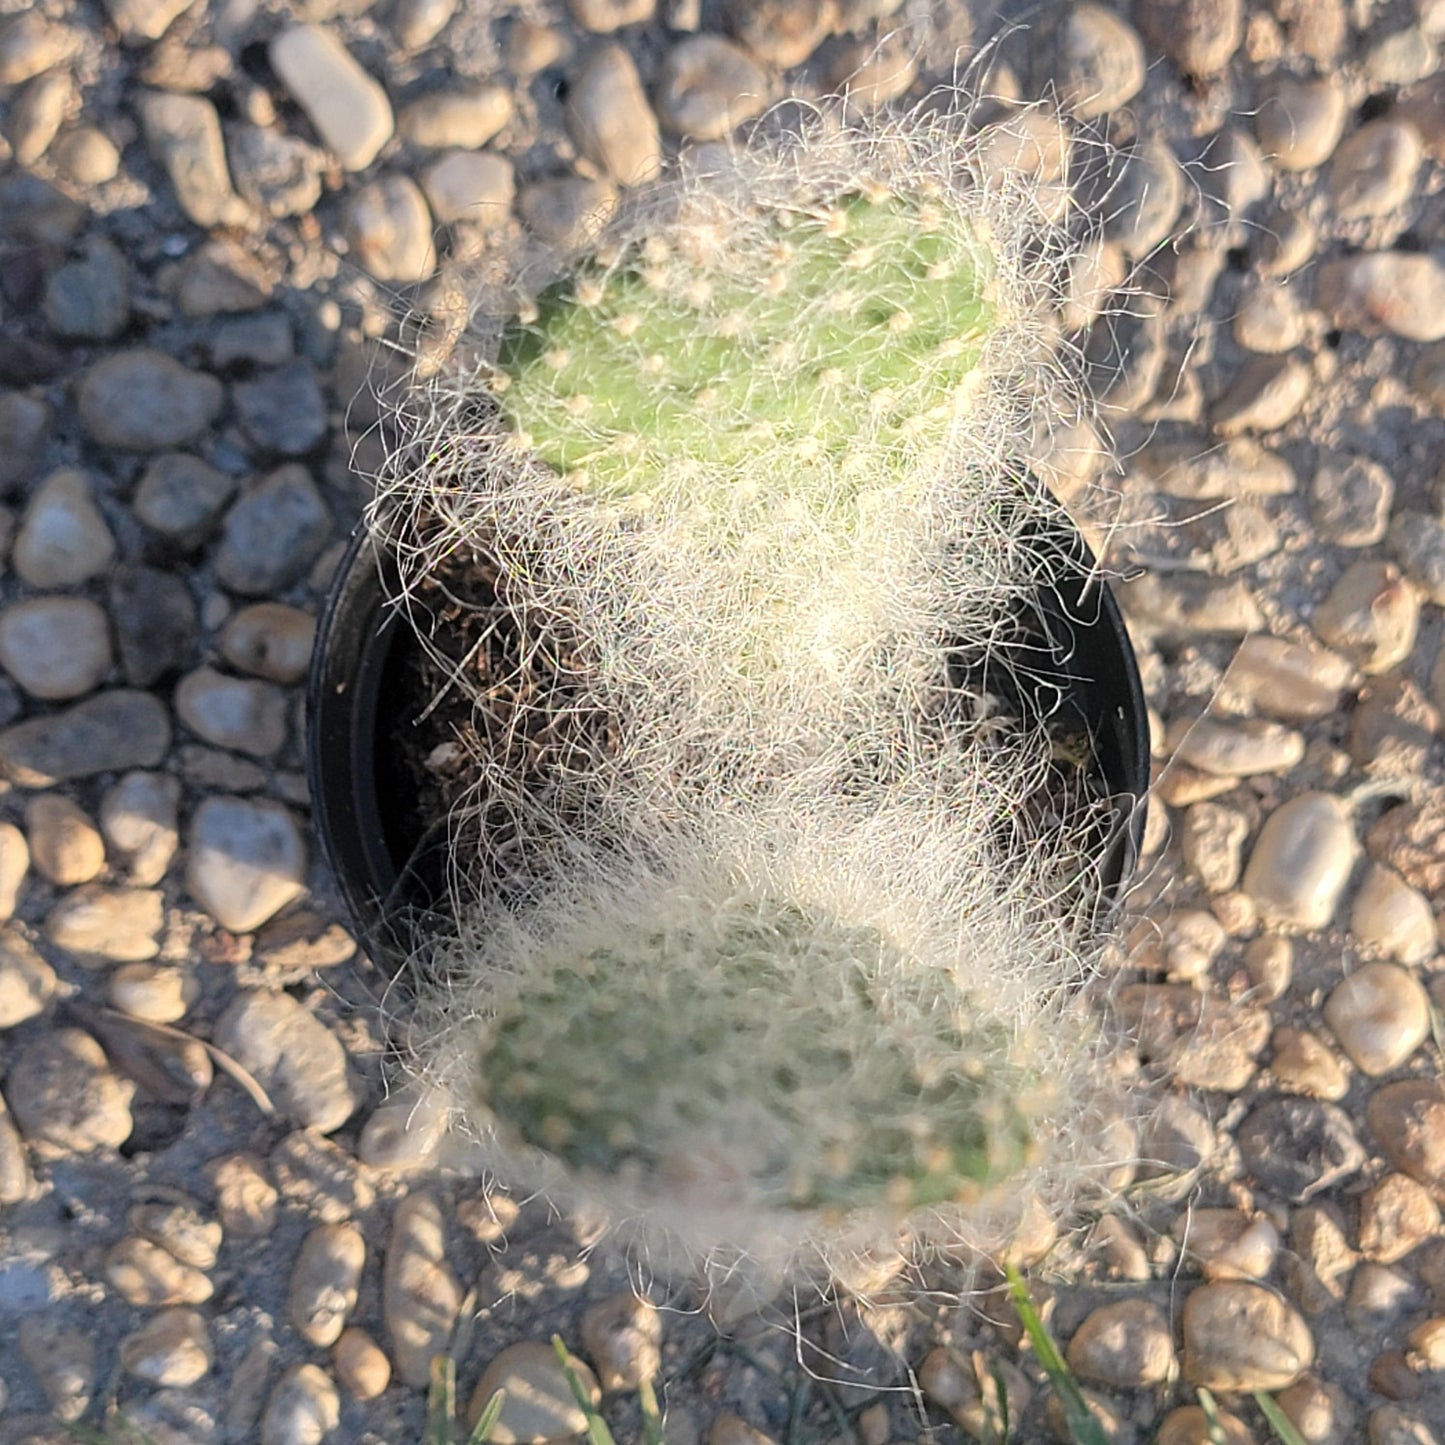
[494,191,997,521]
[477,901,1035,1216]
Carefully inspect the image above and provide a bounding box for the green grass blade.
[552,1335,617,1445]
[428,1355,457,1445]
[467,1388,508,1445]
[1254,1391,1309,1445]
[638,1376,665,1445]
[1003,1265,1109,1445]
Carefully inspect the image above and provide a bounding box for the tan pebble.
[1182,1281,1314,1390]
[1407,1316,1445,1369]
[109,961,197,1023]
[1257,75,1347,170]
[1287,1204,1358,1314]
[52,125,121,184]
[708,1415,777,1445]
[1348,1261,1418,1331]
[1155,1403,1255,1444]
[333,1326,391,1400]
[1182,801,1250,892]
[207,1151,278,1236]
[1368,1081,1445,1195]
[1323,962,1430,1076]
[260,1362,340,1445]
[129,1198,223,1269]
[45,884,164,962]
[1367,1404,1438,1443]
[0,822,28,919]
[1169,716,1304,776]
[1242,792,1356,929]
[1360,1174,1441,1265]
[356,1084,448,1172]
[581,1290,662,1390]
[1273,1374,1356,1444]
[383,1192,461,1388]
[105,1236,213,1306]
[7,1027,134,1153]
[469,1339,600,1438]
[25,794,105,884]
[270,1129,374,1222]
[1271,1026,1349,1101]
[119,1307,213,1387]
[917,1346,1030,1437]
[1173,1208,1279,1281]
[1066,1298,1175,1388]
[655,34,770,141]
[0,929,56,1030]
[1351,864,1438,964]
[1313,560,1419,674]
[1245,934,1293,1001]
[289,1222,365,1347]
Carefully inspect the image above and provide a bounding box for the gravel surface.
[2,0,1445,1442]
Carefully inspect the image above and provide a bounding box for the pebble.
[1065,1299,1174,1388]
[1045,4,1146,120]
[570,0,656,31]
[141,91,248,228]
[1311,456,1394,548]
[1316,251,1445,342]
[213,313,295,371]
[0,13,80,85]
[1351,675,1439,780]
[26,794,104,884]
[1134,437,1296,499]
[119,1308,213,1386]
[1271,1026,1349,1101]
[289,1222,365,1347]
[270,25,394,172]
[1370,1080,1445,1196]
[139,33,231,90]
[0,930,55,1029]
[1324,963,1430,1076]
[1134,0,1242,76]
[1138,1093,1216,1178]
[568,43,661,188]
[177,667,290,758]
[216,464,331,596]
[1274,1376,1355,1444]
[1170,716,1304,776]
[1360,1174,1440,1264]
[1408,1317,1445,1368]
[1232,282,1305,354]
[1199,127,1270,233]
[1329,120,1423,221]
[1155,1405,1254,1444]
[43,236,131,343]
[1117,573,1264,642]
[420,150,514,226]
[103,0,194,44]
[188,797,308,933]
[1210,354,1312,436]
[384,1192,462,1388]
[215,988,357,1131]
[1368,797,1445,895]
[78,349,224,452]
[1388,511,1445,605]
[260,1363,341,1445]
[655,35,770,140]
[134,452,236,547]
[7,1027,134,1153]
[725,0,834,67]
[13,468,116,586]
[469,1340,600,1439]
[391,0,456,49]
[333,1326,391,1399]
[0,824,28,920]
[1182,1281,1314,1391]
[356,1085,448,1171]
[206,1151,278,1236]
[101,771,181,884]
[227,123,325,219]
[271,1129,374,1222]
[1241,792,1356,929]
[111,563,198,687]
[1351,864,1438,963]
[0,689,170,787]
[1257,76,1348,171]
[1366,26,1439,86]
[1102,139,1185,260]
[1173,1208,1279,1281]
[1368,1406,1440,1444]
[828,31,917,109]
[219,604,316,685]
[233,360,328,458]
[111,961,197,1023]
[0,172,86,246]
[176,236,273,318]
[46,885,164,962]
[0,1092,32,1203]
[0,597,112,700]
[517,175,617,248]
[1180,803,1248,894]
[0,392,52,489]
[1238,1098,1366,1202]
[1348,1260,1418,1333]
[18,1316,94,1422]
[398,83,511,149]
[346,173,436,284]
[581,1292,663,1390]
[52,125,121,186]
[1312,560,1419,674]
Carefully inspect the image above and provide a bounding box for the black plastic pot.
[308,519,1150,960]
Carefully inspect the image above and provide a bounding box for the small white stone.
[419,150,514,227]
[0,929,56,1029]
[109,962,197,1023]
[187,796,306,933]
[1243,793,1357,929]
[101,771,181,886]
[46,885,164,962]
[397,83,512,149]
[1351,863,1438,963]
[1169,716,1305,776]
[0,597,112,701]
[269,26,393,171]
[176,666,289,758]
[1324,962,1430,1076]
[1312,561,1419,675]
[13,470,116,588]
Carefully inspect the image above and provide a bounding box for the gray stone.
[655,35,771,140]
[18,1316,95,1422]
[420,150,515,226]
[346,174,436,284]
[43,237,131,342]
[7,1028,135,1154]
[1134,0,1242,77]
[568,43,661,187]
[1257,76,1347,171]
[14,469,116,587]
[176,237,273,318]
[133,452,236,547]
[216,464,331,596]
[0,690,171,787]
[111,563,198,686]
[517,175,617,249]
[78,349,224,451]
[141,90,248,228]
[1238,1098,1366,1202]
[188,795,307,932]
[234,361,328,457]
[0,174,86,246]
[1043,4,1146,120]
[0,597,112,700]
[214,988,358,1131]
[0,393,51,490]
[176,666,289,757]
[269,25,393,172]
[226,123,325,219]
[397,84,512,149]
[101,772,181,885]
[211,313,295,371]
